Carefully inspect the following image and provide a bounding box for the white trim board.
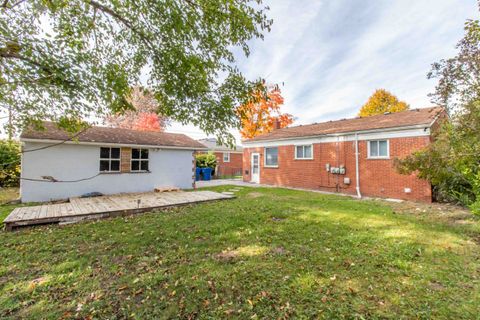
[243,127,430,148]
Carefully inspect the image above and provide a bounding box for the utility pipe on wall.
[355,133,362,198]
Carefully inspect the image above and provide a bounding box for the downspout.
[336,136,340,192]
[355,133,362,198]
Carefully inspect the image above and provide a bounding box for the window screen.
[369,140,389,158]
[295,145,312,159]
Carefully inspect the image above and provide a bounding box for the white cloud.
[237,0,477,125]
[5,1,477,144]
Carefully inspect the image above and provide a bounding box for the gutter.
[355,133,361,198]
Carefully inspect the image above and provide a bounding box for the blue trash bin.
[202,167,212,181]
[195,167,202,181]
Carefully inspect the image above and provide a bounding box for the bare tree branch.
[87,0,155,50]
[2,0,27,9]
[0,51,53,74]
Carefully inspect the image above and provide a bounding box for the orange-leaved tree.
[105,87,168,131]
[237,84,293,139]
[358,89,409,117]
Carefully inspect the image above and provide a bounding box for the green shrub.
[396,102,480,211]
[469,199,480,216]
[396,17,480,215]
[0,140,21,187]
[195,153,217,169]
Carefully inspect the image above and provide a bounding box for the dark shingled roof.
[21,122,207,149]
[244,107,445,143]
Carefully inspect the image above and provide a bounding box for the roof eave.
[20,138,208,151]
[242,123,433,145]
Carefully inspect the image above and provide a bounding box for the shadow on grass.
[0,186,479,319]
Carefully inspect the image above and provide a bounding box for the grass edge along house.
[242,107,446,202]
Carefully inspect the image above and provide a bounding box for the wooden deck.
[4,190,233,231]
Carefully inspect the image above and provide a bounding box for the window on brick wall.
[99,147,121,172]
[295,145,313,159]
[368,140,389,158]
[223,152,230,162]
[264,147,278,167]
[131,148,149,171]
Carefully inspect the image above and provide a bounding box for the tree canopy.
[358,89,409,117]
[0,0,272,143]
[396,7,480,214]
[237,84,293,139]
[105,87,168,132]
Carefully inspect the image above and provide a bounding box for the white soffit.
[243,126,431,148]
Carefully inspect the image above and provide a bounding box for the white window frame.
[223,152,230,162]
[264,147,279,168]
[367,140,390,159]
[99,147,121,172]
[131,148,150,172]
[294,144,313,160]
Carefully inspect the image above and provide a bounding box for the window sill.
[367,157,390,160]
[294,158,314,160]
[100,171,151,174]
[264,165,279,168]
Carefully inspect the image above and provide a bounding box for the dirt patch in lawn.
[214,251,238,262]
[269,246,287,255]
[247,192,264,198]
[388,201,473,224]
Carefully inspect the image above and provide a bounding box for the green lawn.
[1,186,479,319]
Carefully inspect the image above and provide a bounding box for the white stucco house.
[20,122,206,202]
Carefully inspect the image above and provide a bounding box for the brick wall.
[214,152,243,176]
[243,136,432,202]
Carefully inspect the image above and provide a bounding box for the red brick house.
[242,107,446,202]
[198,138,243,177]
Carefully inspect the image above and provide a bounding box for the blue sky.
[170,0,477,141]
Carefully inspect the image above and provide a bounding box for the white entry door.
[251,153,260,183]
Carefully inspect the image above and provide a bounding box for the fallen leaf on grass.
[224,309,235,315]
